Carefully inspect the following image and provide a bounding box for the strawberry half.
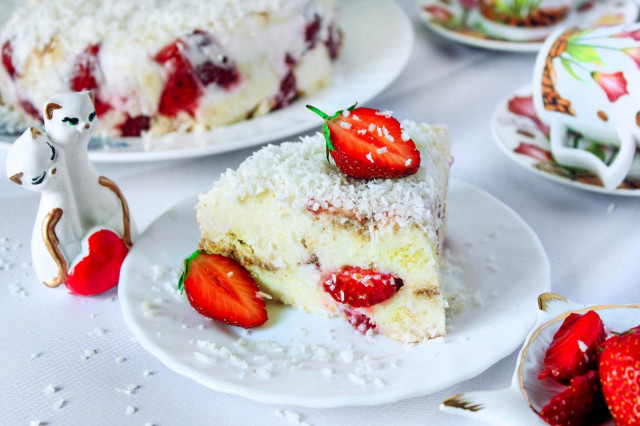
[538,310,607,384]
[539,370,611,426]
[323,267,403,308]
[178,251,267,328]
[306,104,420,179]
[599,325,640,425]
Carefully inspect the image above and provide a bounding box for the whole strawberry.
[599,325,640,426]
[306,104,420,179]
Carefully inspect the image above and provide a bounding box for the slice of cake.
[0,0,339,138]
[196,113,451,343]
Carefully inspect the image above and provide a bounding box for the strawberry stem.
[306,104,331,120]
[178,249,201,293]
[307,103,359,163]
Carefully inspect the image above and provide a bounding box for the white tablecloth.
[1,1,639,425]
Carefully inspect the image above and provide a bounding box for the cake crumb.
[321,368,333,378]
[348,373,367,387]
[43,384,57,394]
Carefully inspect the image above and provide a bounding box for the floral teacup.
[533,24,640,190]
[478,0,573,41]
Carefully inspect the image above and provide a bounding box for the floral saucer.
[440,293,640,425]
[492,84,640,196]
[417,0,639,52]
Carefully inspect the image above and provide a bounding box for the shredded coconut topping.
[208,121,450,240]
[2,0,310,65]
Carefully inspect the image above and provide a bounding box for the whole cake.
[196,112,451,343]
[0,0,339,138]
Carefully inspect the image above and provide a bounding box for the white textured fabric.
[1,0,639,425]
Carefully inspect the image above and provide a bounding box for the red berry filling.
[194,60,239,88]
[20,99,40,119]
[2,40,16,79]
[118,114,151,137]
[188,30,239,89]
[344,309,377,334]
[155,31,240,117]
[154,40,202,117]
[273,54,298,110]
[305,14,322,49]
[70,44,111,115]
[326,24,341,60]
[323,267,403,308]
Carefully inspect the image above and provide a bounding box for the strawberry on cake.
[0,0,339,138]
[186,105,452,343]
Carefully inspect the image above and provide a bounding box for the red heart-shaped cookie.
[66,229,129,296]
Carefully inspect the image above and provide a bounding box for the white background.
[1,0,639,425]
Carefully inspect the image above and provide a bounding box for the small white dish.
[0,0,413,163]
[492,84,640,196]
[440,293,640,425]
[118,179,550,407]
[417,0,639,52]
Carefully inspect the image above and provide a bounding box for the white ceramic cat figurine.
[43,92,134,245]
[6,128,83,286]
[6,91,134,295]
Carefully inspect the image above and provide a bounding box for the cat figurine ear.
[6,91,136,295]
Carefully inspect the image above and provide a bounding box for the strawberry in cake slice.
[196,106,451,342]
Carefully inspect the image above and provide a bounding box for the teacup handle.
[549,118,636,190]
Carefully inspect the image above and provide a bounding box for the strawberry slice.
[539,310,607,384]
[539,370,610,426]
[323,267,403,308]
[307,104,420,179]
[178,251,267,328]
[69,44,111,116]
[599,325,640,425]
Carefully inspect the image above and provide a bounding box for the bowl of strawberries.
[440,293,640,425]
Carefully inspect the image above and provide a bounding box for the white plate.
[493,84,640,196]
[417,0,639,53]
[441,293,640,425]
[0,0,413,163]
[118,179,550,407]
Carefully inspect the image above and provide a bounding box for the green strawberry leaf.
[178,249,201,293]
[564,44,604,66]
[560,57,589,83]
[307,103,358,163]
